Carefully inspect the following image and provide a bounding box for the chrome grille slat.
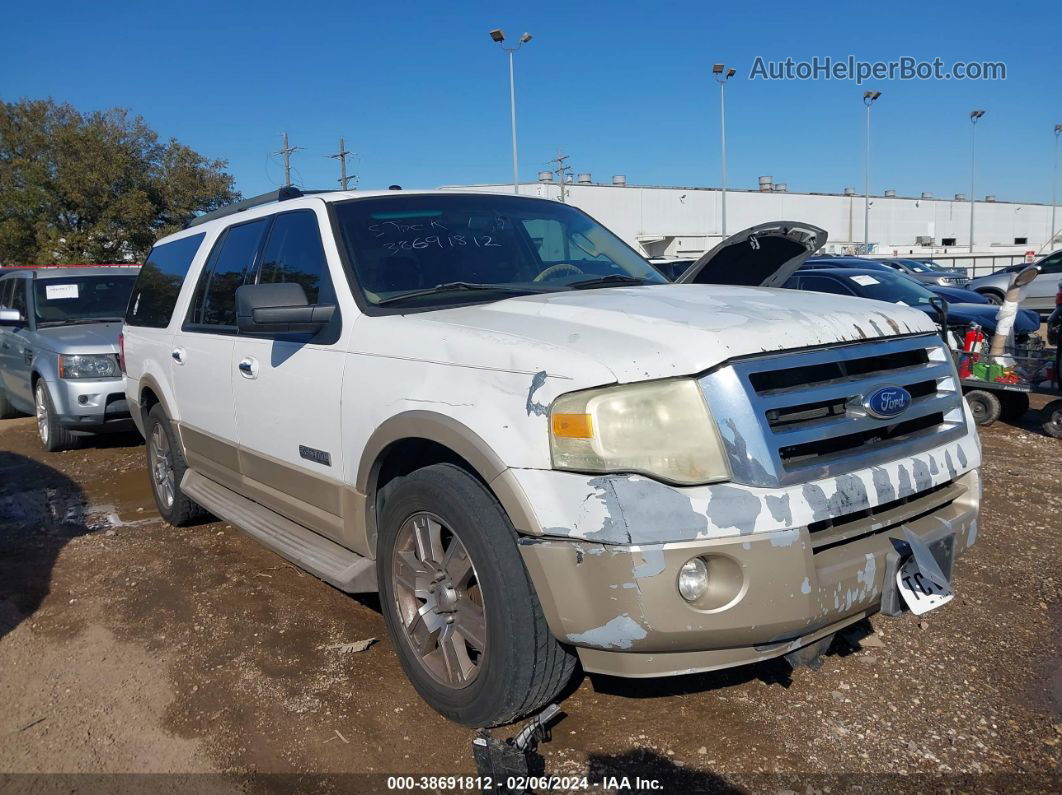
[700,334,966,488]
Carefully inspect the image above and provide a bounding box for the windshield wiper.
[375,282,555,307]
[568,274,649,290]
[38,317,124,327]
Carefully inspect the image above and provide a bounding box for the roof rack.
[185,186,322,229]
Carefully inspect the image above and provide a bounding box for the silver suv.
[0,266,139,451]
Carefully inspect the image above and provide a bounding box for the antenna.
[275,132,303,187]
[328,137,357,190]
[547,150,572,203]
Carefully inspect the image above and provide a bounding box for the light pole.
[1051,123,1062,250]
[490,29,533,195]
[712,64,736,236]
[863,91,881,253]
[969,109,985,253]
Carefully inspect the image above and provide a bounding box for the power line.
[547,150,572,203]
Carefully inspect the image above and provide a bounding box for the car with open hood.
[122,196,982,727]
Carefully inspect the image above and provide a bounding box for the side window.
[188,218,270,329]
[126,233,206,328]
[10,280,27,317]
[0,279,12,308]
[1039,251,1062,275]
[800,275,854,296]
[256,211,334,304]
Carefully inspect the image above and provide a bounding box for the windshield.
[33,274,137,325]
[844,270,936,306]
[334,194,665,307]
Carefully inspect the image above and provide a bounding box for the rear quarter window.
[125,233,206,328]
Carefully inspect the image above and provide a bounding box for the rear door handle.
[238,357,258,378]
[171,348,185,364]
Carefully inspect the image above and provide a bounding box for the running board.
[181,469,377,593]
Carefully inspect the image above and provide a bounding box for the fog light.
[678,557,709,602]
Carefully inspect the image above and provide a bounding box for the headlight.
[59,354,120,379]
[549,378,730,485]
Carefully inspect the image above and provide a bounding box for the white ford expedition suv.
[122,188,982,726]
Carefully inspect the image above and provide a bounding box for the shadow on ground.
[0,450,91,639]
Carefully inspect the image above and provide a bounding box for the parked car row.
[2,202,1027,729]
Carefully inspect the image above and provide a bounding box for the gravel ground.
[0,412,1059,793]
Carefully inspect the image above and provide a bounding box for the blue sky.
[2,0,1059,202]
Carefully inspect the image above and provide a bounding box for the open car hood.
[677,221,827,287]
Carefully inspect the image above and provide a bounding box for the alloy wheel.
[148,423,176,509]
[391,512,486,688]
[34,384,49,446]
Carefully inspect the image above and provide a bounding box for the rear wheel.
[1042,399,1062,439]
[145,403,208,525]
[377,463,576,727]
[965,389,1001,426]
[34,381,78,452]
[997,391,1030,423]
[979,290,1004,305]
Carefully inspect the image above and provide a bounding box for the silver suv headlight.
[59,353,120,379]
[549,378,731,485]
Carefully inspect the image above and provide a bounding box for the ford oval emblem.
[864,386,912,419]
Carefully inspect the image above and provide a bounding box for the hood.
[677,221,827,287]
[928,285,989,304]
[34,321,122,354]
[918,303,1040,334]
[375,284,939,384]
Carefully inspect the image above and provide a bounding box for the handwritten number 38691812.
[383,234,501,255]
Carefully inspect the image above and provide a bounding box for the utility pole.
[1051,123,1062,250]
[968,110,985,253]
[275,132,302,187]
[490,29,533,194]
[328,137,355,190]
[547,151,571,203]
[863,91,882,253]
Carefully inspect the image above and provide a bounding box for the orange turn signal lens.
[551,413,594,439]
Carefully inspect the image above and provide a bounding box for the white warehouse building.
[442,176,1059,262]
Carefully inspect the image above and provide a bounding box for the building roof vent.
[537,171,553,183]
[576,173,592,184]
[758,176,773,192]
[843,186,855,196]
[884,189,896,198]
[612,175,627,186]
[921,192,933,199]
[954,193,966,201]
[773,183,788,192]
[985,194,997,202]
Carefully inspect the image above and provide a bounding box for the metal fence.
[920,253,1032,278]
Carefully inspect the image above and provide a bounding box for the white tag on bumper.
[896,557,954,615]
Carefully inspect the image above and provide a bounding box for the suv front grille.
[700,335,966,487]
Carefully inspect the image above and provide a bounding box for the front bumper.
[519,468,980,678]
[46,377,134,434]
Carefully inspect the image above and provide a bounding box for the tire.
[997,391,1030,423]
[376,463,576,727]
[965,389,1001,426]
[34,381,78,452]
[1042,399,1062,439]
[978,290,1004,306]
[145,403,208,526]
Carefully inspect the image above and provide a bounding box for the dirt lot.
[1,409,1059,793]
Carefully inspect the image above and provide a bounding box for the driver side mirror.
[0,308,24,326]
[235,283,335,334]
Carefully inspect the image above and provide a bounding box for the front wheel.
[965,389,1001,426]
[34,381,78,452]
[377,463,576,727]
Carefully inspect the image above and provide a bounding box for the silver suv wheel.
[35,383,50,446]
[148,423,176,509]
[391,511,486,688]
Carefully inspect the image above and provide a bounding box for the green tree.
[0,98,239,263]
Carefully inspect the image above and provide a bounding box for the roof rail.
[185,186,307,229]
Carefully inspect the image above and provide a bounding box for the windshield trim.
[325,194,666,317]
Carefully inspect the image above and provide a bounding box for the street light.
[713,63,736,236]
[1051,123,1062,250]
[490,28,533,194]
[969,109,986,253]
[862,90,882,253]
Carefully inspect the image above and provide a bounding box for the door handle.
[238,357,258,378]
[171,348,185,364]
